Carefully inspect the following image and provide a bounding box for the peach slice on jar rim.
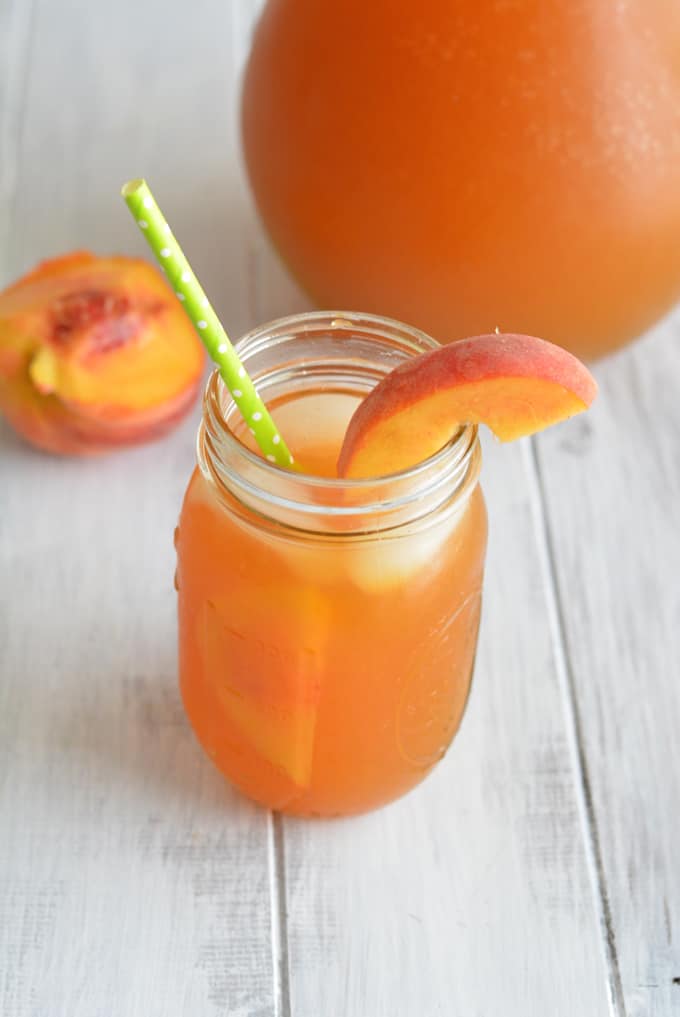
[337,333,597,479]
[0,251,205,455]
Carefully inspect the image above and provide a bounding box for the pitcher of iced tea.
[242,0,680,359]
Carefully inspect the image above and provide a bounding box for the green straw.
[121,178,294,468]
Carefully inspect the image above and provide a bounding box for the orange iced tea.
[176,314,487,816]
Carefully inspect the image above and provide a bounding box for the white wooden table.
[1,2,679,1014]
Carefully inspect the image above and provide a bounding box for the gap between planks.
[246,4,294,1011]
[523,437,627,1017]
[268,811,292,1017]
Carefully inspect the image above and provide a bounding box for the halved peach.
[0,251,205,455]
[337,333,597,478]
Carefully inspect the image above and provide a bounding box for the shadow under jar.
[176,312,488,816]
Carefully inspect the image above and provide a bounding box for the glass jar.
[175,312,487,817]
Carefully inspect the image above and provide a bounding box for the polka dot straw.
[121,179,294,468]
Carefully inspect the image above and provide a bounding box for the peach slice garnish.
[337,333,597,478]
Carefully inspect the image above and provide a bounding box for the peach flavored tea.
[177,389,487,817]
[175,311,595,817]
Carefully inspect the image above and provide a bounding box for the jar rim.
[214,309,475,486]
[198,311,482,534]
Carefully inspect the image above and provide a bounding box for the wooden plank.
[533,316,680,1017]
[0,440,277,1017]
[279,433,612,1016]
[0,2,277,1015]
[5,0,263,341]
[0,0,36,281]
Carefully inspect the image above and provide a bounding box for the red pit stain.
[51,290,141,355]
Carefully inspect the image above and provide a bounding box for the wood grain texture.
[0,1,278,1015]
[0,437,276,1017]
[534,317,680,1017]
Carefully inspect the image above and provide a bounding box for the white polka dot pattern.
[121,177,294,470]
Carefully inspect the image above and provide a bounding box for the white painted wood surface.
[0,2,678,1015]
[534,321,680,1017]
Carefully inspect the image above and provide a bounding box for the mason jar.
[175,312,487,816]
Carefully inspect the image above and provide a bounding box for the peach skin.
[0,252,205,455]
[337,333,597,479]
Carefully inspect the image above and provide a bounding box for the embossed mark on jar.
[396,589,482,769]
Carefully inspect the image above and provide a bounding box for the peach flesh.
[0,252,204,455]
[337,334,597,479]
